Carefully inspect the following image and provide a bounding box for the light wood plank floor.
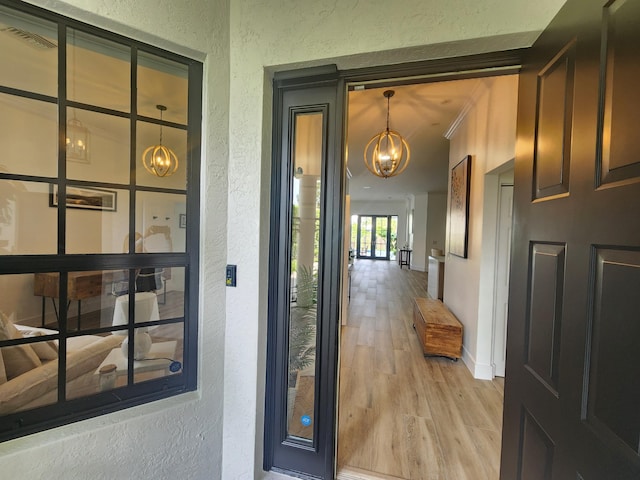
[337,259,504,480]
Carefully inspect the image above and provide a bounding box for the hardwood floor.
[337,259,504,480]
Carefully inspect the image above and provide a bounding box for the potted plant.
[288,264,316,388]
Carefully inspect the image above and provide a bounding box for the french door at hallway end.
[501,0,640,478]
[356,215,397,260]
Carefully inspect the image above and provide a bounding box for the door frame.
[265,51,527,480]
[491,176,514,378]
[264,66,345,479]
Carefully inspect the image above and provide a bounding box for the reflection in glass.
[135,192,186,253]
[65,332,124,399]
[0,94,57,178]
[287,112,322,441]
[0,181,56,255]
[111,267,184,321]
[66,108,130,184]
[65,188,129,254]
[136,121,187,189]
[0,345,57,414]
[134,322,184,384]
[0,286,60,413]
[138,51,188,125]
[0,6,57,97]
[31,270,126,332]
[155,266,185,321]
[0,274,49,326]
[67,29,130,112]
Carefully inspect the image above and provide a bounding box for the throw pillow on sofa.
[0,312,42,380]
[18,330,59,361]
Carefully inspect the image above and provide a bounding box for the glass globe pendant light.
[363,90,411,179]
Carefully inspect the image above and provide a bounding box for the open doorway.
[337,74,518,478]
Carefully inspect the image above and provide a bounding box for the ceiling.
[346,78,483,202]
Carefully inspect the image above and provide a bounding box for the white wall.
[412,193,428,271]
[412,193,447,272]
[1,1,566,479]
[443,75,519,379]
[426,193,447,257]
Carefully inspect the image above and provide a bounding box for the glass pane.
[0,344,58,414]
[390,215,398,261]
[137,51,188,125]
[134,322,184,384]
[0,274,49,327]
[0,180,56,255]
[350,214,358,253]
[287,112,322,441]
[157,266,184,320]
[359,216,372,257]
[65,187,129,254]
[113,267,185,321]
[66,108,130,184]
[0,93,57,178]
[0,286,60,413]
[66,332,125,399]
[33,270,130,332]
[0,6,57,97]
[375,217,388,257]
[60,266,185,393]
[135,191,186,253]
[136,120,187,189]
[67,29,130,112]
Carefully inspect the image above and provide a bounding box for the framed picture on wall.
[50,185,117,212]
[449,155,471,258]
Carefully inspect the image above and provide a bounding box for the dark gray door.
[264,67,344,479]
[501,0,640,478]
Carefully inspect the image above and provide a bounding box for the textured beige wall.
[1,0,229,479]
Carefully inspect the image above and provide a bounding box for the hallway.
[337,259,504,480]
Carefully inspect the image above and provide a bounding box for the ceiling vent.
[0,25,57,50]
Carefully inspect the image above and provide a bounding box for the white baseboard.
[461,345,493,380]
[409,264,426,272]
[473,362,494,380]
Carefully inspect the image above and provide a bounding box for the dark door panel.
[501,0,640,478]
[265,67,344,479]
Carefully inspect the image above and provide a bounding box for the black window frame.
[0,0,201,442]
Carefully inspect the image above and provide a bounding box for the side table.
[399,249,412,269]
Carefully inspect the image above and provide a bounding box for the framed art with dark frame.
[50,185,117,211]
[449,155,471,258]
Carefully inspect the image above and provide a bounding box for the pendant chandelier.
[66,113,90,162]
[142,104,179,177]
[363,90,410,179]
[66,30,90,163]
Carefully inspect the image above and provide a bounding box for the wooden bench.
[413,297,463,360]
